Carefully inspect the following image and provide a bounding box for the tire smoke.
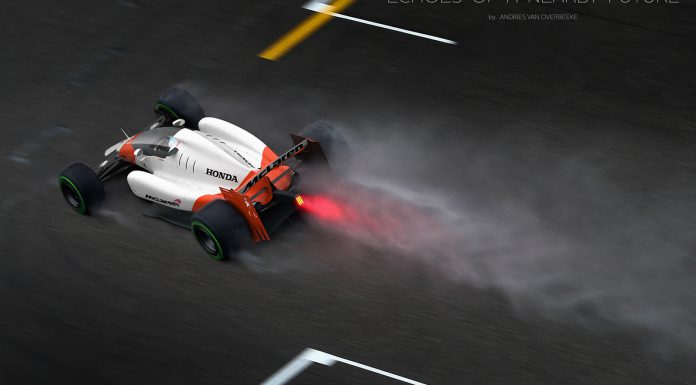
[299,121,696,354]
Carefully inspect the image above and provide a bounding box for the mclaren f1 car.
[58,87,346,261]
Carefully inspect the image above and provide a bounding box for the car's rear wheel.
[58,162,105,215]
[299,120,349,170]
[191,199,251,261]
[155,87,206,130]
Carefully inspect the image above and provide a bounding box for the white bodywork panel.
[198,117,267,169]
[127,170,197,211]
[104,138,127,157]
[118,119,273,211]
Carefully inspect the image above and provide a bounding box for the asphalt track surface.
[2,1,696,384]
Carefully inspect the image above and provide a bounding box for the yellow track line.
[258,0,356,61]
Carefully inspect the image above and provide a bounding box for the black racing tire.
[155,87,206,130]
[58,162,105,215]
[190,200,251,261]
[299,120,349,170]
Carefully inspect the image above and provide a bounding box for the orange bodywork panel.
[219,187,270,242]
[118,133,141,163]
[244,175,274,206]
[191,145,300,242]
[192,181,273,242]
[192,193,223,212]
[261,147,292,190]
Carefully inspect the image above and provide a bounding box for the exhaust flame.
[295,183,452,256]
[297,194,350,222]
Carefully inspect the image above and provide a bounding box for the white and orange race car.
[58,87,346,261]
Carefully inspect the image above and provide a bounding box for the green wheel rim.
[59,176,87,214]
[155,103,179,120]
[191,221,224,261]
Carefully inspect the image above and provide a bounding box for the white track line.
[303,1,457,45]
[260,349,322,385]
[261,348,428,385]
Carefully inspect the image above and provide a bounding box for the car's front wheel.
[155,87,206,130]
[58,162,105,215]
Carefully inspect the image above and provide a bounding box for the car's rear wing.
[222,134,327,242]
[238,134,326,195]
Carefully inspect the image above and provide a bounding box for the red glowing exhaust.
[293,183,453,257]
[295,194,350,222]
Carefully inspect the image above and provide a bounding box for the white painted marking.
[261,349,333,385]
[303,0,334,12]
[261,348,427,385]
[303,0,457,45]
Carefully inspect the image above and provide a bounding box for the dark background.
[1,1,695,384]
